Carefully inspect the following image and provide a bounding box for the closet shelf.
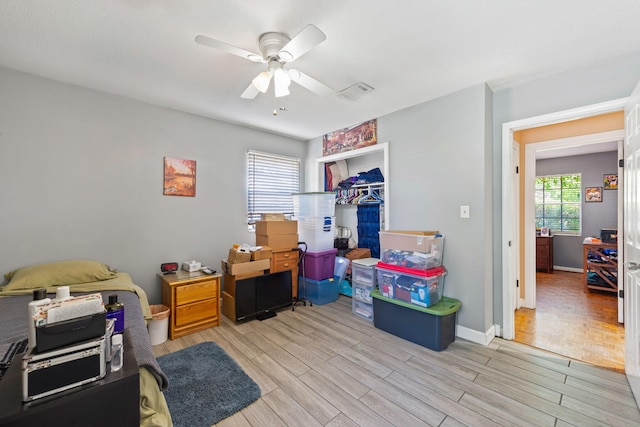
[335,182,384,205]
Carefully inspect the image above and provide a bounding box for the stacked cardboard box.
[255,220,298,250]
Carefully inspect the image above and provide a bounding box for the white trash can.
[148,304,170,345]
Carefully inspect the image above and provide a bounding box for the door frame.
[522,130,625,309]
[501,97,627,340]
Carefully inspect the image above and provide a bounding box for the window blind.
[247,150,301,227]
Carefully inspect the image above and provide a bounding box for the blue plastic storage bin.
[298,275,341,305]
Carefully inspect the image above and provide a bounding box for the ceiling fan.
[195,24,333,99]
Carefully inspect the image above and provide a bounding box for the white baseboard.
[628,374,640,410]
[553,266,583,273]
[456,324,495,345]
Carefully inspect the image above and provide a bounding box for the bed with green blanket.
[0,260,172,426]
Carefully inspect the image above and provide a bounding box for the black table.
[0,330,139,427]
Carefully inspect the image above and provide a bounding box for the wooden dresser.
[536,236,554,273]
[270,248,299,297]
[160,270,221,339]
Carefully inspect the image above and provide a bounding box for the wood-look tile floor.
[515,270,625,372]
[153,296,639,426]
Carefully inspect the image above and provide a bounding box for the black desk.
[0,330,139,427]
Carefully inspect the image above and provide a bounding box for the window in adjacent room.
[247,150,301,231]
[535,173,581,234]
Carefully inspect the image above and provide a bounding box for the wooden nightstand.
[160,270,221,339]
[271,248,299,297]
[536,236,554,273]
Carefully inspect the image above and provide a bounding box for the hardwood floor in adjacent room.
[515,270,624,372]
[153,295,639,426]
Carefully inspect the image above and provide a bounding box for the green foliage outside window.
[535,174,581,234]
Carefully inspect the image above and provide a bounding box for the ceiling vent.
[338,82,374,100]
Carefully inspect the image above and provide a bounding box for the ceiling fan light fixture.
[274,68,291,97]
[252,71,272,93]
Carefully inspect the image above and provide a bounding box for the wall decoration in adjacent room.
[322,118,377,156]
[585,186,602,202]
[163,157,196,197]
[603,174,618,190]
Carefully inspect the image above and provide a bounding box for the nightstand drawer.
[274,259,297,271]
[273,250,297,264]
[175,298,218,326]
[175,280,218,305]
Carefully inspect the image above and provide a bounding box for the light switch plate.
[460,205,470,218]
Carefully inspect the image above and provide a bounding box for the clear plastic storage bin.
[379,231,444,270]
[292,192,335,218]
[295,216,335,252]
[351,258,379,286]
[376,263,447,308]
[299,275,341,305]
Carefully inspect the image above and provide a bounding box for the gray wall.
[308,84,495,334]
[0,66,305,304]
[536,151,618,269]
[492,51,640,327]
[3,49,640,339]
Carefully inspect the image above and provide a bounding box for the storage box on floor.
[379,230,444,270]
[351,258,379,321]
[371,289,460,351]
[298,275,341,305]
[302,248,337,281]
[376,263,447,308]
[221,249,271,321]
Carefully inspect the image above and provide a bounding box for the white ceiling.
[2,1,640,141]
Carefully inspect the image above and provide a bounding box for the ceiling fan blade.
[289,69,333,97]
[278,24,326,62]
[240,82,260,99]
[195,35,264,62]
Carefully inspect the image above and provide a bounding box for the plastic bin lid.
[376,262,447,278]
[371,289,460,315]
[352,257,380,267]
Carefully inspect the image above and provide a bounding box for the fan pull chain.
[273,92,278,116]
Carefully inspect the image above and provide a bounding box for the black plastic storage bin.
[371,289,460,351]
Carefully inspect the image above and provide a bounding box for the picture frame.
[322,118,377,156]
[585,186,602,203]
[603,174,618,190]
[540,226,550,237]
[163,157,196,197]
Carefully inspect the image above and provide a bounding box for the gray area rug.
[157,342,261,426]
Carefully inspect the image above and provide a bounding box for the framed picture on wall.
[163,157,196,197]
[603,174,618,190]
[585,186,602,202]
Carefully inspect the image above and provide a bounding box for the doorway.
[501,98,627,357]
[513,127,624,369]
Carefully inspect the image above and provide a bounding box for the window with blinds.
[247,150,301,230]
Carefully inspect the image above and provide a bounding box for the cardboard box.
[223,271,264,297]
[221,258,270,275]
[221,291,236,321]
[256,233,298,250]
[251,246,272,261]
[260,213,285,221]
[345,248,371,275]
[379,231,444,270]
[228,248,251,264]
[255,220,298,236]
